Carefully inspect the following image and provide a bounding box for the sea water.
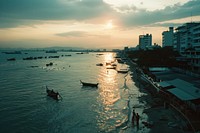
[0,51,144,133]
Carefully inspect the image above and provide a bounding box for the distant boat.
[117,68,129,73]
[106,65,116,69]
[48,56,59,58]
[46,50,57,53]
[46,86,61,100]
[46,62,53,67]
[116,58,124,64]
[7,58,16,61]
[80,80,98,87]
[106,62,111,66]
[96,63,103,66]
[76,52,83,54]
[3,51,22,54]
[23,57,34,60]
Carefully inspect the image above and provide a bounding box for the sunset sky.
[0,0,200,49]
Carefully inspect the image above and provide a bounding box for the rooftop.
[153,70,200,101]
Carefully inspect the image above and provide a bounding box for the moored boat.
[106,65,116,69]
[96,63,103,66]
[117,68,129,73]
[80,80,98,87]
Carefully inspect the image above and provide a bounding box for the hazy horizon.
[0,0,200,49]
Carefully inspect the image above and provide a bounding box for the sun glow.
[105,20,113,29]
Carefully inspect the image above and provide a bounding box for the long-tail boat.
[46,86,61,100]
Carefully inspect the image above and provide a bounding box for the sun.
[105,20,113,29]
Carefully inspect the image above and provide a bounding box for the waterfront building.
[174,22,200,55]
[192,24,200,49]
[172,22,200,73]
[162,27,174,47]
[139,34,152,50]
[185,48,200,73]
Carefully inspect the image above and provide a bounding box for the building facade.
[162,27,174,47]
[173,22,200,73]
[174,22,200,54]
[139,34,152,49]
[192,24,200,49]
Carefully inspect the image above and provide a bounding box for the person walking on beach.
[136,113,140,129]
[132,109,136,125]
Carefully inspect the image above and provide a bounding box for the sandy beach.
[123,60,194,133]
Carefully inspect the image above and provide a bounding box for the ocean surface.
[0,51,145,133]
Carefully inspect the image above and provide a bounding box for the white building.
[174,22,200,73]
[162,27,174,47]
[174,22,200,54]
[139,34,152,49]
[192,24,200,49]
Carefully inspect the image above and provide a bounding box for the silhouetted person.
[132,109,136,125]
[136,113,140,129]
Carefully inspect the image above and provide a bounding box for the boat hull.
[46,87,59,100]
[80,80,98,87]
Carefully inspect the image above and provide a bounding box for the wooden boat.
[80,80,98,87]
[106,65,116,69]
[96,63,103,66]
[46,62,53,67]
[106,62,111,66]
[46,86,61,100]
[117,69,129,73]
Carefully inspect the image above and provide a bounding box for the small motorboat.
[46,86,61,100]
[80,80,98,87]
[7,58,16,61]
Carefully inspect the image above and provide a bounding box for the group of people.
[132,109,140,128]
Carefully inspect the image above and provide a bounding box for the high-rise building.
[174,22,200,54]
[139,34,152,49]
[174,22,200,73]
[162,27,174,47]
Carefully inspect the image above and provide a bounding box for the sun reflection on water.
[104,52,114,63]
[96,52,127,132]
[100,53,119,105]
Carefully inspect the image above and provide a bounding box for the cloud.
[56,31,111,39]
[0,0,199,29]
[0,0,112,27]
[56,31,88,37]
[112,5,138,14]
[121,0,200,27]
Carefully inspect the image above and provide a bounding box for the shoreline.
[124,58,194,133]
